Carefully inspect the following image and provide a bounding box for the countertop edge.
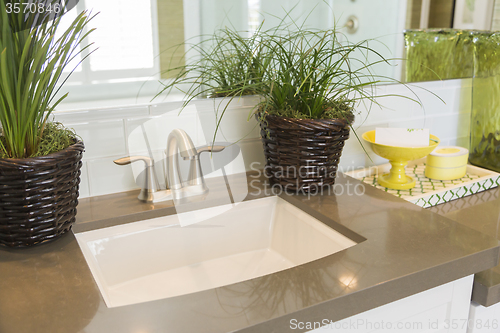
[236,246,500,333]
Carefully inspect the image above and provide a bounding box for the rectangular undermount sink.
[75,196,357,308]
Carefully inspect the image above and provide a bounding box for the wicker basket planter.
[0,141,84,247]
[257,114,351,193]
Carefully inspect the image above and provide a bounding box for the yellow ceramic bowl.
[362,130,440,190]
[425,146,468,180]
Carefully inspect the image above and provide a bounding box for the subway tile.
[149,101,185,116]
[411,79,446,90]
[196,139,264,179]
[448,136,470,150]
[196,106,260,143]
[149,150,167,189]
[57,79,477,198]
[430,113,470,140]
[445,78,467,88]
[437,85,471,115]
[126,110,201,155]
[87,156,139,197]
[356,99,414,126]
[437,138,451,146]
[338,153,371,173]
[238,139,266,173]
[389,116,434,131]
[52,105,149,124]
[150,98,261,142]
[338,150,388,173]
[411,88,450,117]
[381,83,421,110]
[69,119,127,159]
[343,123,389,156]
[78,161,90,199]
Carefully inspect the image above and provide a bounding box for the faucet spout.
[165,128,226,201]
[166,129,197,190]
[168,129,197,159]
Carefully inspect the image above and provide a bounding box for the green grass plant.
[159,22,273,100]
[0,0,95,158]
[156,15,415,139]
[253,28,389,121]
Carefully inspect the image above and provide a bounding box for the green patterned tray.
[346,158,500,208]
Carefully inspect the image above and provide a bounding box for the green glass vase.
[404,29,476,82]
[469,32,500,172]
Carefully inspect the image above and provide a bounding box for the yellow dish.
[425,146,468,180]
[425,165,467,180]
[362,130,440,190]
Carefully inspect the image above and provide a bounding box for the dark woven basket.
[0,141,84,247]
[257,113,351,192]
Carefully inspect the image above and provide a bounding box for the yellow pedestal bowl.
[362,130,440,190]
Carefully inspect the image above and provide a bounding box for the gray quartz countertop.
[429,186,500,306]
[0,172,499,333]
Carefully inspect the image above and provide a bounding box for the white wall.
[53,78,472,199]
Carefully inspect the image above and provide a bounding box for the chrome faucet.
[166,129,224,200]
[114,129,224,203]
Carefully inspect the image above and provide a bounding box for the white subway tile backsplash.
[126,111,200,155]
[338,152,370,173]
[451,136,470,149]
[70,120,127,159]
[53,105,149,123]
[412,79,471,117]
[232,138,265,175]
[196,107,260,143]
[87,156,139,197]
[430,113,470,141]
[355,98,414,126]
[78,161,90,199]
[344,123,389,156]
[55,79,473,198]
[389,116,434,131]
[411,90,449,117]
[411,79,448,90]
[434,87,462,114]
[150,150,167,189]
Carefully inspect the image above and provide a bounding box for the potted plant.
[158,22,405,193]
[0,1,95,247]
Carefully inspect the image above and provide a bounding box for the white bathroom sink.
[75,196,357,308]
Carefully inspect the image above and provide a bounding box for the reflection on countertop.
[0,171,499,333]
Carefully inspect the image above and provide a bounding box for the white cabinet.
[467,301,500,333]
[302,275,474,333]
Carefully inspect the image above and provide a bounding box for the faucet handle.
[113,156,160,202]
[114,156,154,167]
[196,145,225,155]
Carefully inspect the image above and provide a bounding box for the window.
[56,0,405,105]
[58,0,160,102]
[58,0,262,103]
